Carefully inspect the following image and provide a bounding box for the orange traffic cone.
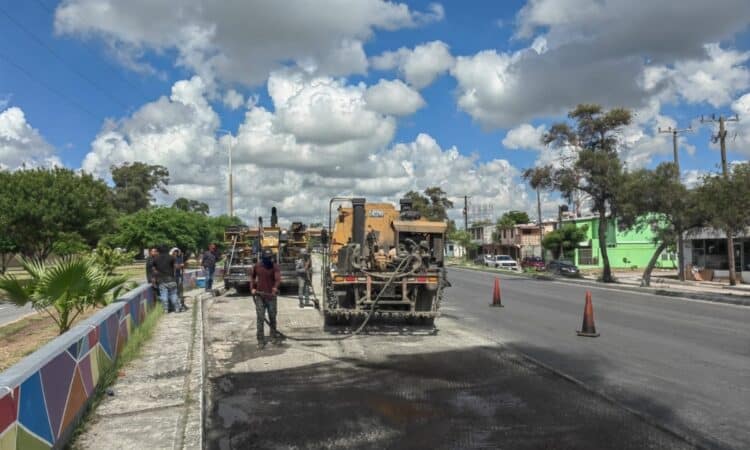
[576,291,599,337]
[490,277,503,307]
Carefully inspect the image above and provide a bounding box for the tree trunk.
[641,241,668,287]
[598,211,613,282]
[677,230,685,282]
[727,232,737,286]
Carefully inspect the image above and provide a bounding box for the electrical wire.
[0,5,131,110]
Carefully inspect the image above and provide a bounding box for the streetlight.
[217,129,235,217]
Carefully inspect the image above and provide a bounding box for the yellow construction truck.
[322,197,449,326]
[223,208,308,292]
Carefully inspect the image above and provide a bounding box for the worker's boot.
[257,338,266,350]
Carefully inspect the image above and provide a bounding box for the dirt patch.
[0,308,100,372]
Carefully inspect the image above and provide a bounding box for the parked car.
[493,255,521,271]
[482,254,496,266]
[521,256,546,271]
[546,260,580,277]
[473,255,485,265]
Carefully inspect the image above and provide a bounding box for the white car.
[492,255,520,271]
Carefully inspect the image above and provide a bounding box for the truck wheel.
[420,317,435,327]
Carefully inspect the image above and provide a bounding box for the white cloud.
[80,72,529,223]
[644,44,750,107]
[730,92,750,157]
[222,89,245,110]
[451,1,750,128]
[372,40,454,88]
[502,123,546,151]
[364,79,425,116]
[54,0,444,86]
[0,107,61,170]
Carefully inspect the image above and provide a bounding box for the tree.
[0,257,128,334]
[404,187,454,221]
[91,244,137,276]
[207,215,244,252]
[543,104,632,282]
[696,162,750,285]
[542,223,589,260]
[111,162,170,213]
[51,232,90,256]
[523,166,555,258]
[449,230,477,260]
[618,163,705,287]
[497,211,530,230]
[424,186,454,221]
[172,197,210,215]
[0,235,18,275]
[104,207,212,260]
[0,168,116,260]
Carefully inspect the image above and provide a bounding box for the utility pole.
[658,125,692,281]
[217,129,235,217]
[700,113,740,285]
[463,195,469,231]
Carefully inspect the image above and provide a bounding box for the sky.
[1,0,750,225]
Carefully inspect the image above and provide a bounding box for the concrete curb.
[449,264,750,307]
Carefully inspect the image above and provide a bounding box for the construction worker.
[250,249,281,348]
[296,249,312,308]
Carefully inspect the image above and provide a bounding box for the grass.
[68,306,164,449]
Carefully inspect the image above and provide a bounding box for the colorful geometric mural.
[0,269,209,449]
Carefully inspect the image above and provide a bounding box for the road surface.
[445,267,750,449]
[204,289,690,449]
[0,302,33,327]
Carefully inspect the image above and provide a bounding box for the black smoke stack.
[399,197,421,220]
[271,207,278,227]
[351,198,366,253]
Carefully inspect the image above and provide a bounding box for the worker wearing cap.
[170,247,187,312]
[296,248,312,308]
[249,249,281,348]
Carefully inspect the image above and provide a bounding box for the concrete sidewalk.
[74,289,209,450]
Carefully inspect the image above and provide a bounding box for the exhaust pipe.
[351,198,366,255]
[271,207,278,227]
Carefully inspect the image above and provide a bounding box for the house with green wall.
[561,216,673,269]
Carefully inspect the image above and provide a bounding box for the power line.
[0,49,100,120]
[31,0,152,99]
[0,5,130,110]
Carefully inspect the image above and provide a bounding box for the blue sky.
[1,0,750,221]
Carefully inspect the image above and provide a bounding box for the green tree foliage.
[111,162,170,213]
[172,197,210,215]
[404,187,454,221]
[0,168,115,260]
[448,230,477,260]
[51,232,90,256]
[207,215,244,252]
[542,104,632,282]
[542,223,589,260]
[497,211,531,230]
[0,257,128,335]
[696,162,750,285]
[104,207,212,259]
[91,244,137,275]
[618,163,705,286]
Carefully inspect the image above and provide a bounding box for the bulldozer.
[322,197,449,326]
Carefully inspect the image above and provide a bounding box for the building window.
[578,247,598,265]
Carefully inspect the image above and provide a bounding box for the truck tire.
[324,312,339,326]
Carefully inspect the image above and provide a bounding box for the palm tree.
[0,257,129,334]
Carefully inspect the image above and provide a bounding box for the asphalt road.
[0,302,33,327]
[205,289,689,449]
[444,267,750,449]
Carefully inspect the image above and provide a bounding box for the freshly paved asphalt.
[0,302,33,327]
[444,267,750,450]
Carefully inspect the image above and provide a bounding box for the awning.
[392,220,447,233]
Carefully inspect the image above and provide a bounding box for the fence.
[0,268,213,450]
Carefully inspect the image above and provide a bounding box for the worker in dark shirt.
[145,247,158,283]
[249,249,281,348]
[201,243,220,292]
[153,246,181,313]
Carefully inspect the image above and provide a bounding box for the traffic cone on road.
[490,277,504,307]
[576,291,599,337]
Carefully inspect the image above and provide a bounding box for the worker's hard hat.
[170,247,180,255]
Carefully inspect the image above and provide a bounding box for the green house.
[561,216,673,269]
